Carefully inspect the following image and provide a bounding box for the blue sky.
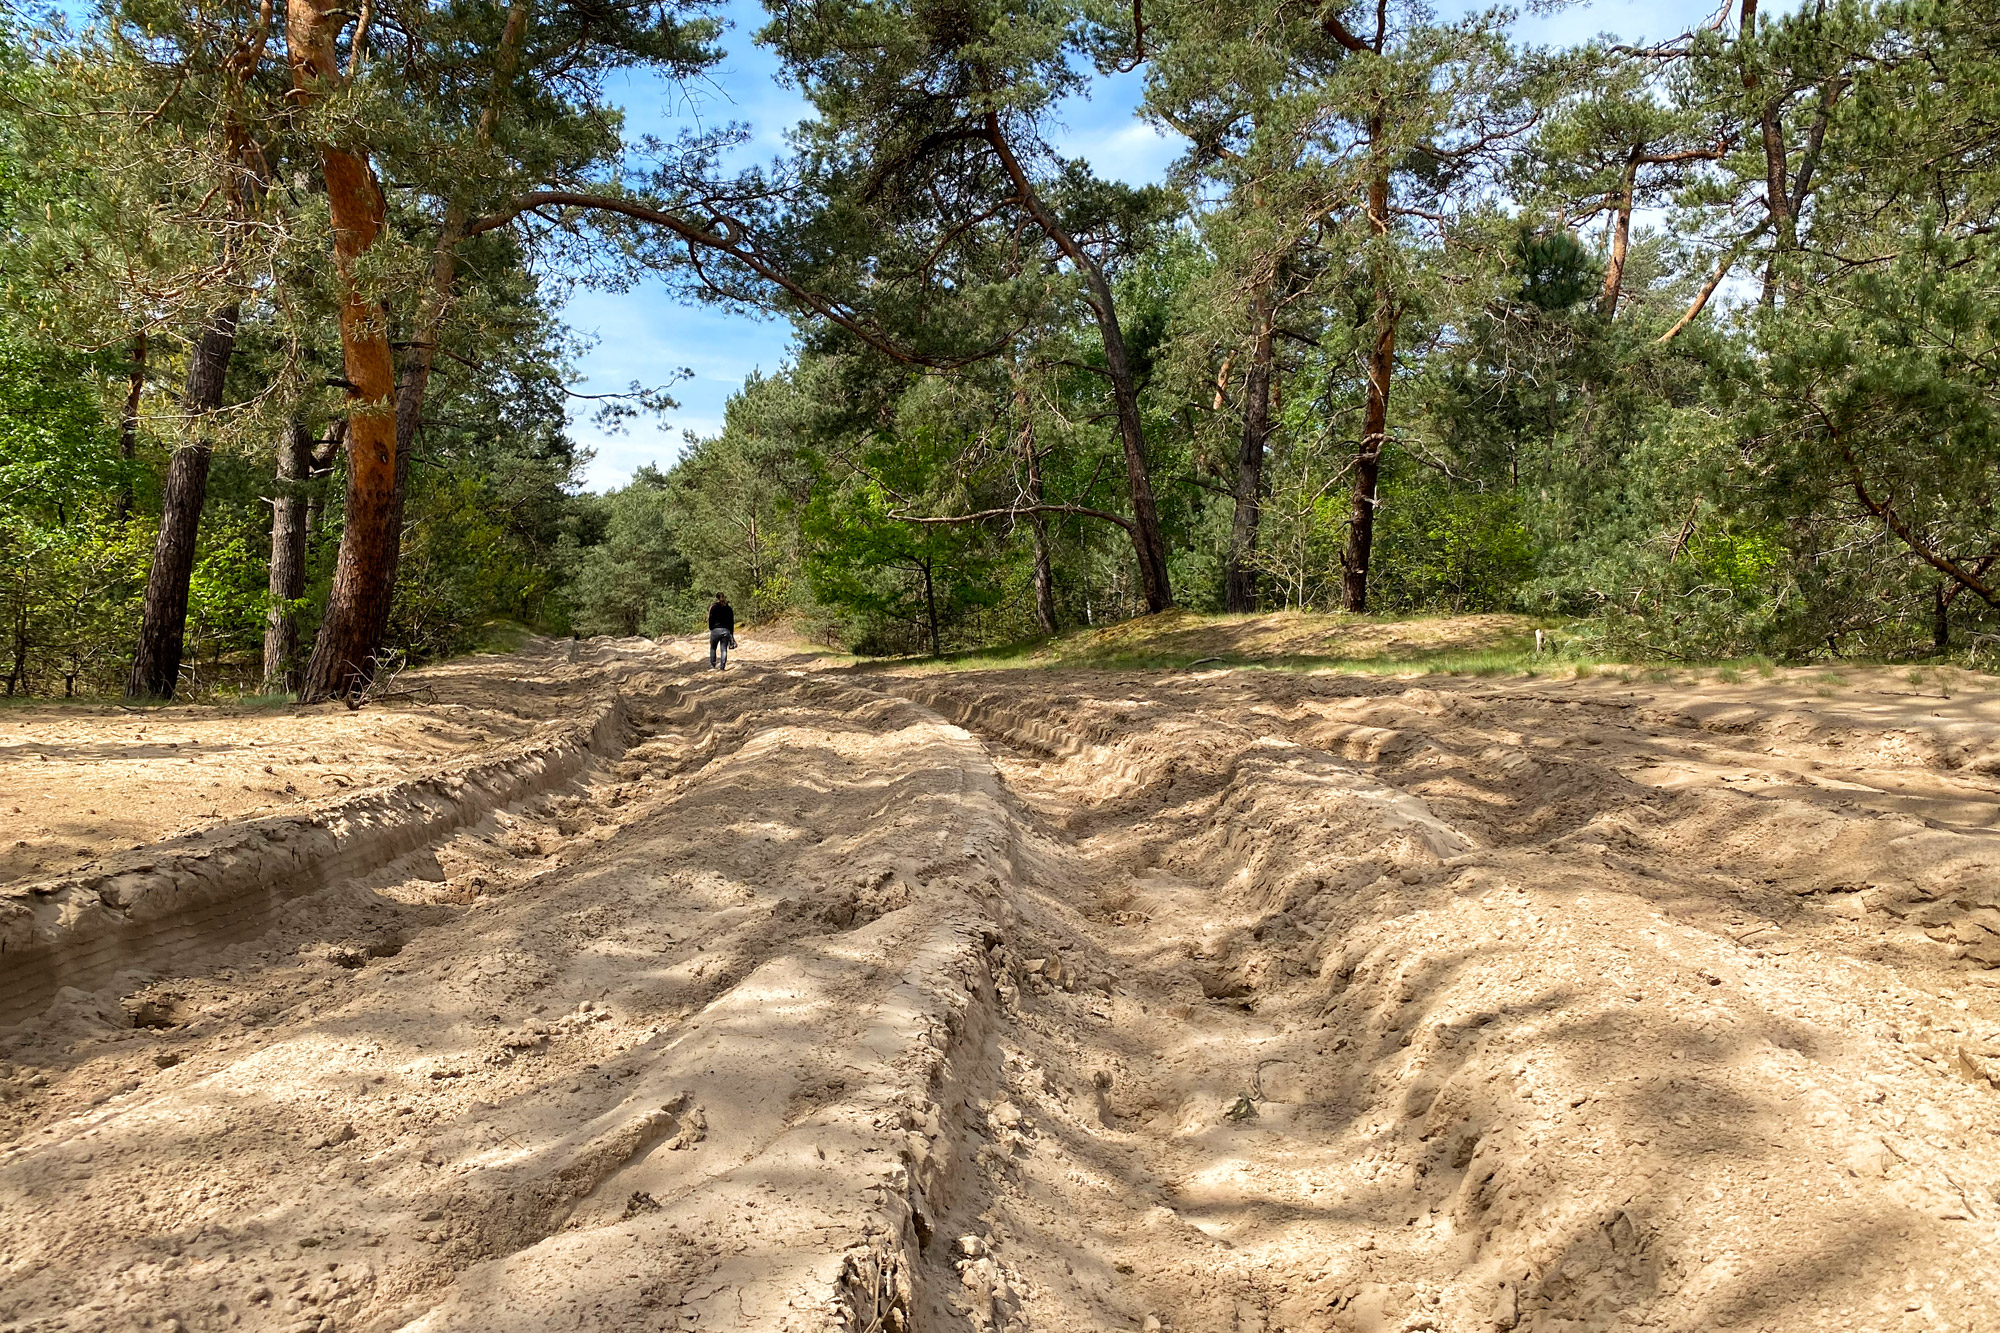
[563,0,1751,491]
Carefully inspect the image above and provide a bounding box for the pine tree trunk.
[1026,461,1058,636]
[1012,374,1059,634]
[290,0,402,704]
[1225,290,1275,613]
[1599,155,1638,317]
[1088,268,1174,615]
[113,331,146,523]
[378,235,459,623]
[984,116,1173,612]
[1342,158,1397,614]
[263,419,313,693]
[377,0,531,634]
[304,420,344,538]
[125,305,239,701]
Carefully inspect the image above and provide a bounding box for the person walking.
[707,593,736,670]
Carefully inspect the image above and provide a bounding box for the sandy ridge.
[6,645,2000,1331]
[0,692,633,1028]
[0,648,1037,1331]
[865,664,2000,1332]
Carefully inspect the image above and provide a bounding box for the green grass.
[471,618,540,655]
[844,611,1880,687]
[854,612,1597,679]
[233,691,298,709]
[0,686,296,710]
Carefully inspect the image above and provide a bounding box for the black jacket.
[708,602,735,633]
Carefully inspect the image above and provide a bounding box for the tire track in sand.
[878,668,2000,1333]
[0,659,1016,1332]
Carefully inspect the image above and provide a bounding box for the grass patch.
[862,610,1610,679]
[852,610,1886,687]
[472,618,540,655]
[233,691,297,709]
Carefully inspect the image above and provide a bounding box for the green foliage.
[394,462,577,655]
[1510,225,1600,314]
[780,368,1004,652]
[802,452,1005,657]
[664,375,819,622]
[0,337,145,694]
[0,340,126,519]
[0,513,150,695]
[185,529,267,668]
[565,469,696,637]
[15,0,2000,687]
[1370,475,1536,614]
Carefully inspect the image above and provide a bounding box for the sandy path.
[887,664,2000,1333]
[0,643,642,889]
[3,646,2000,1331]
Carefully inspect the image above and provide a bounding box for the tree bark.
[1013,375,1059,634]
[263,419,313,693]
[1225,287,1276,612]
[291,0,402,704]
[113,331,146,522]
[984,115,1173,613]
[303,419,345,539]
[1737,0,1796,305]
[1088,277,1175,615]
[125,305,239,701]
[1599,153,1639,317]
[1342,148,1398,614]
[378,0,532,630]
[123,20,269,700]
[921,556,940,656]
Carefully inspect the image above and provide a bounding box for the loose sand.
[0,647,619,889]
[2,633,1998,1332]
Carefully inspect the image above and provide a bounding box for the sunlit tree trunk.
[291,0,401,704]
[1600,152,1639,317]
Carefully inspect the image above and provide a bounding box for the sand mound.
[2,641,1997,1331]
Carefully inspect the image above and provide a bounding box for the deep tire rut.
[5,647,2000,1333]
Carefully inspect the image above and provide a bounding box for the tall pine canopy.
[4,0,2000,690]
